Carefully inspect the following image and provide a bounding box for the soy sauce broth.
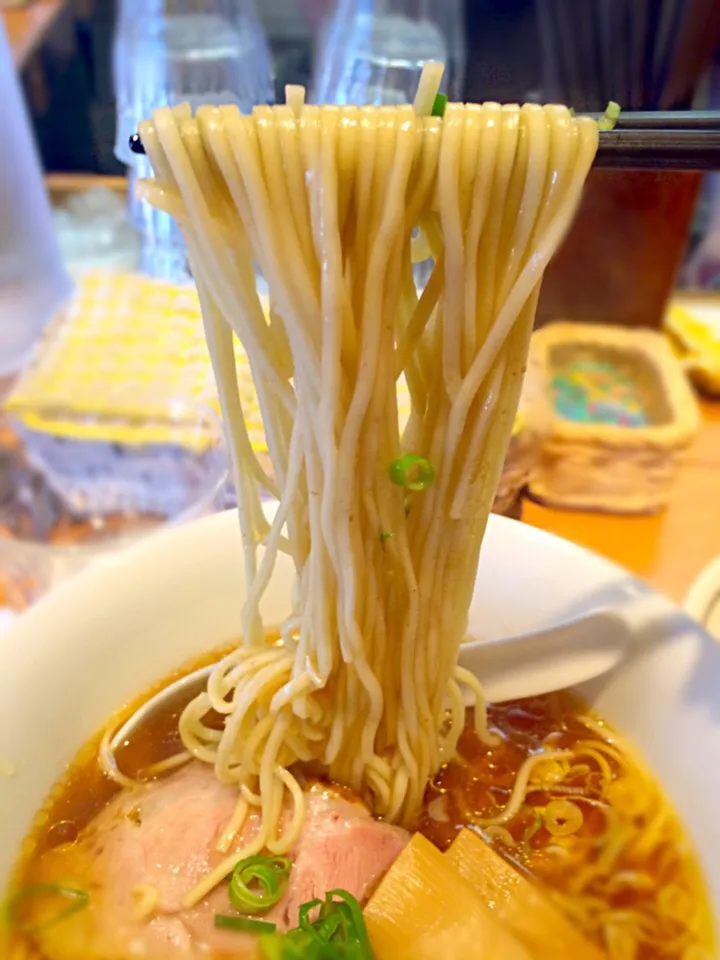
[11,643,234,871]
[5,650,716,960]
[419,693,715,960]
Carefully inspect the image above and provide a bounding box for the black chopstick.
[129,133,145,155]
[594,128,720,170]
[583,110,720,130]
[128,116,720,171]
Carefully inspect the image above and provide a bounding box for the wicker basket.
[528,323,700,514]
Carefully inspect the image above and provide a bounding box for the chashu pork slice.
[26,762,408,960]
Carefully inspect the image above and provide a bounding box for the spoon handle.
[611,593,672,638]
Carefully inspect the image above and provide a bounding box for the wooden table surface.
[2,0,67,67]
[523,399,720,603]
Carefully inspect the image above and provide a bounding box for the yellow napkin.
[664,300,720,395]
[7,270,526,451]
[7,272,259,452]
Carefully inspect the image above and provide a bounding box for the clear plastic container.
[53,187,141,281]
[0,21,72,374]
[112,0,163,165]
[113,0,274,165]
[113,0,274,280]
[312,0,465,106]
[0,404,227,607]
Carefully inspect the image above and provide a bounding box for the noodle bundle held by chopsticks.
[136,82,597,907]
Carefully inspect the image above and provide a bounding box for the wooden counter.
[523,400,720,603]
[2,0,67,68]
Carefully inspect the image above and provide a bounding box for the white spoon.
[110,595,666,751]
[458,593,667,704]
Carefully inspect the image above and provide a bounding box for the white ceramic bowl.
[1,511,719,929]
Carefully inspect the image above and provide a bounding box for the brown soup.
[4,646,715,960]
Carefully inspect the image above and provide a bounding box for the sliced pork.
[277,785,410,929]
[29,762,408,960]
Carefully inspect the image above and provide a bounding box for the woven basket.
[528,323,699,514]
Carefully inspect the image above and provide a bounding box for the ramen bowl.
[0,511,718,935]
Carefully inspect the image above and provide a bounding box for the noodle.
[478,750,574,826]
[421,694,714,960]
[130,885,159,922]
[137,79,598,903]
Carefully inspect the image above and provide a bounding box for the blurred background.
[2,0,720,635]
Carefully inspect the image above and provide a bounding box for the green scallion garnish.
[261,933,318,959]
[259,934,288,959]
[598,100,621,131]
[298,890,372,955]
[228,854,292,915]
[215,914,277,933]
[326,889,373,956]
[5,883,90,933]
[431,93,448,117]
[298,897,324,932]
[258,889,374,958]
[389,454,435,491]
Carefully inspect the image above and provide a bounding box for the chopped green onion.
[5,884,90,933]
[431,93,448,117]
[598,100,621,131]
[298,897,324,932]
[260,933,318,959]
[314,911,344,942]
[259,889,374,958]
[299,891,372,956]
[299,901,345,945]
[215,914,277,934]
[389,454,435,491]
[326,890,373,956]
[228,855,292,915]
[259,934,286,959]
[379,531,394,546]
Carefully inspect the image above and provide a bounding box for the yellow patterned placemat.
[7,270,526,451]
[7,272,264,452]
